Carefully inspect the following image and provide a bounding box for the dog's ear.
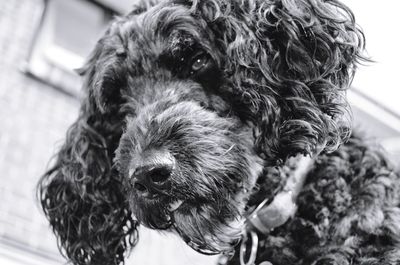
[76,0,163,113]
[38,98,138,264]
[36,7,162,265]
[193,0,365,163]
[75,28,128,114]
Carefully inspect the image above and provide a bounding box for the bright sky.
[346,1,400,115]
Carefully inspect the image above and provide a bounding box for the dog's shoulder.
[283,133,400,264]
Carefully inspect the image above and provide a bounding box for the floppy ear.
[75,31,128,114]
[38,22,138,265]
[38,100,137,265]
[192,0,365,163]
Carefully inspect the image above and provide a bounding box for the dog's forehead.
[110,3,206,58]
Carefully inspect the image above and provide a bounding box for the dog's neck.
[236,155,315,265]
[245,155,315,234]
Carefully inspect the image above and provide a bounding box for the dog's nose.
[130,164,173,197]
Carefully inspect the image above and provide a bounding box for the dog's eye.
[190,53,211,74]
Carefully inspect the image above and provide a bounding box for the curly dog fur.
[38,0,400,264]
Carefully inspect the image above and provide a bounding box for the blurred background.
[0,0,399,264]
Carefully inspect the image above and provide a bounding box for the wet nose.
[131,164,173,197]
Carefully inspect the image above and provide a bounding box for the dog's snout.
[137,164,172,183]
[131,164,173,196]
[146,166,172,183]
[129,150,175,197]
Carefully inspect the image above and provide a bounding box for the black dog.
[38,0,400,264]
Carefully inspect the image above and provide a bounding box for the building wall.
[0,0,79,262]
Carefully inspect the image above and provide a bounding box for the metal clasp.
[240,230,259,265]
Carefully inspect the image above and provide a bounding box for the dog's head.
[38,0,364,264]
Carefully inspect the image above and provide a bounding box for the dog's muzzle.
[115,97,263,254]
[128,149,175,199]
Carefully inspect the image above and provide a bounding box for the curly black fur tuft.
[228,135,400,265]
[38,101,138,265]
[190,0,366,163]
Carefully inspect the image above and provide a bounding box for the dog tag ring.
[240,230,258,265]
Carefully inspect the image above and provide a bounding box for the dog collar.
[240,155,315,265]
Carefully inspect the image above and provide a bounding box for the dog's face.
[39,0,364,264]
[110,3,264,252]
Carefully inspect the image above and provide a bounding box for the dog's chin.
[170,200,245,254]
[130,197,175,230]
[132,196,245,253]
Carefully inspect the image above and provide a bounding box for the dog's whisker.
[168,200,183,212]
[223,144,236,155]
